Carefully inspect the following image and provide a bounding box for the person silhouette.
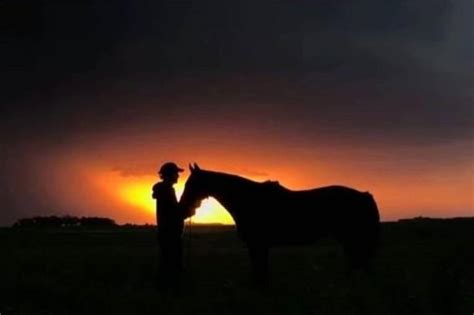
[152,162,188,290]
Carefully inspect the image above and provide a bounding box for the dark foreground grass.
[1,219,473,315]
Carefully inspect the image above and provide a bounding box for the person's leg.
[157,236,173,289]
[176,237,183,272]
[162,235,182,291]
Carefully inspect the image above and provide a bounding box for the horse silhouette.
[180,163,380,286]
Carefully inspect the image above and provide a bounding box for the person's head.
[158,162,184,184]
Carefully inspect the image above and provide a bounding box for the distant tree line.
[13,216,117,228]
[397,216,474,224]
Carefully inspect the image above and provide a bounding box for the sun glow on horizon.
[85,154,474,225]
[118,178,234,225]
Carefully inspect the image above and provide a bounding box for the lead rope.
[185,216,193,270]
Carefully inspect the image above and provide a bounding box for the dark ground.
[1,218,473,315]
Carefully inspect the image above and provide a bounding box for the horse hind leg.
[343,208,380,274]
[247,244,269,287]
[343,237,377,275]
[345,246,369,273]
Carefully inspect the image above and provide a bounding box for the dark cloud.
[2,0,472,146]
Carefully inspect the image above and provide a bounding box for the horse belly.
[266,207,329,246]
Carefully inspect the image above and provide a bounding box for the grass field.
[1,219,473,315]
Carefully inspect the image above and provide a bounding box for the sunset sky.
[1,0,473,225]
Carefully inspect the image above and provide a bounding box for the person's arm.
[169,188,192,220]
[156,186,179,222]
[152,183,159,199]
[180,201,196,220]
[153,184,175,223]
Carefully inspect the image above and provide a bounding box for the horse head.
[180,163,209,216]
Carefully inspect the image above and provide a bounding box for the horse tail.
[364,192,380,265]
[340,191,380,271]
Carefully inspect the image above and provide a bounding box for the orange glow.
[37,134,473,225]
[114,175,234,224]
[119,181,155,214]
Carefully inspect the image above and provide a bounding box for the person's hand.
[182,205,196,220]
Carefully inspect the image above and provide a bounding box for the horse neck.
[204,172,252,216]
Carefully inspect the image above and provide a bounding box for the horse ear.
[193,163,201,171]
[189,163,194,173]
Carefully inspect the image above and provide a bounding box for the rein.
[184,216,193,269]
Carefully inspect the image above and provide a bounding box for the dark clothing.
[152,182,184,233]
[152,181,184,287]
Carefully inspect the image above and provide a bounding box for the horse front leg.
[247,243,269,287]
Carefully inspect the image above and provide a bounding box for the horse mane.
[201,169,288,193]
[201,169,260,186]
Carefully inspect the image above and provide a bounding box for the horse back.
[254,185,379,246]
